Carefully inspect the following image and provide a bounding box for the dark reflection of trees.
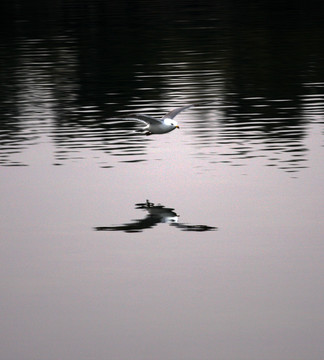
[1,0,324,168]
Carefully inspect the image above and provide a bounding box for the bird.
[94,200,217,233]
[120,104,196,135]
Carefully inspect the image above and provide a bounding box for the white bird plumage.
[120,104,195,135]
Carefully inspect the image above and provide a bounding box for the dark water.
[1,2,324,360]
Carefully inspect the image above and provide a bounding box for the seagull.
[120,104,195,135]
[94,200,217,233]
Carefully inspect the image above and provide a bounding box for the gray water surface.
[1,2,324,360]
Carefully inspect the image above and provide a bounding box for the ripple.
[1,33,324,173]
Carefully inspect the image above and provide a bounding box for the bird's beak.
[176,125,180,129]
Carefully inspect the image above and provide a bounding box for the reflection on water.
[95,200,217,233]
[1,1,324,173]
[0,40,323,173]
[2,3,324,360]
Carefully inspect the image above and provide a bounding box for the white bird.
[121,104,195,135]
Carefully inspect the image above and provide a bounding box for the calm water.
[1,2,324,360]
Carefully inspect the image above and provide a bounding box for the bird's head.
[164,118,180,129]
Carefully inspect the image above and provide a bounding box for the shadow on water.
[94,200,217,233]
[1,0,324,171]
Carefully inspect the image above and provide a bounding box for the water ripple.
[1,34,324,173]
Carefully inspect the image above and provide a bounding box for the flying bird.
[119,104,196,135]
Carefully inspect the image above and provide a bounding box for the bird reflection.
[94,200,217,233]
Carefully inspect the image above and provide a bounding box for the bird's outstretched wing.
[94,214,161,233]
[171,223,217,232]
[120,114,162,125]
[162,104,194,119]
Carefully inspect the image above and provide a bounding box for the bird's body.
[143,117,179,134]
[120,104,195,135]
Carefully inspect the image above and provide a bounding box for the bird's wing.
[94,214,161,233]
[120,114,162,125]
[162,104,194,119]
[171,223,217,232]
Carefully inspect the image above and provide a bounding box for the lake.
[1,1,324,360]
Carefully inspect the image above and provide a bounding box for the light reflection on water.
[1,3,324,360]
[0,34,323,173]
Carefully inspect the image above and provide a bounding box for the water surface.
[1,2,324,360]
